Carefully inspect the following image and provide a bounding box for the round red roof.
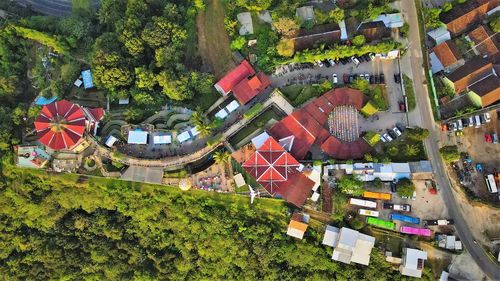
[34,100,86,150]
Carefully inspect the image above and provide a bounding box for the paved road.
[15,0,99,16]
[400,0,500,279]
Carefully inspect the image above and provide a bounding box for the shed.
[234,173,246,188]
[215,108,229,119]
[81,70,94,89]
[427,27,451,45]
[296,6,314,22]
[237,12,254,35]
[74,79,83,87]
[322,225,340,247]
[226,100,240,113]
[119,97,130,105]
[153,134,172,144]
[128,130,148,144]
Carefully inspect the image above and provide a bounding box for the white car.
[316,60,324,67]
[380,134,387,142]
[457,119,463,130]
[365,74,370,81]
[392,127,402,137]
[359,74,365,80]
[383,133,393,142]
[351,56,360,65]
[468,116,474,127]
[484,113,491,123]
[328,59,336,66]
[332,74,338,84]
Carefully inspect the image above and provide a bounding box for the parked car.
[485,134,492,143]
[351,56,360,65]
[457,119,463,130]
[343,74,350,84]
[357,55,365,63]
[388,130,397,139]
[380,134,387,142]
[399,101,406,112]
[461,118,469,127]
[340,58,348,65]
[390,182,397,193]
[493,133,499,144]
[449,122,457,131]
[480,114,486,124]
[359,74,365,80]
[369,53,376,60]
[383,133,393,142]
[328,59,336,66]
[323,60,331,67]
[349,75,354,83]
[474,115,481,128]
[369,75,375,84]
[374,75,380,84]
[379,73,385,83]
[468,116,474,127]
[316,60,324,67]
[392,127,402,137]
[394,73,401,83]
[365,74,370,81]
[484,112,491,123]
[441,123,448,131]
[332,74,338,84]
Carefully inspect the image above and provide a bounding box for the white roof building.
[153,134,172,144]
[286,218,308,240]
[251,132,270,149]
[439,271,449,281]
[233,173,246,188]
[226,100,240,113]
[339,20,348,41]
[189,127,200,137]
[127,130,148,144]
[215,108,229,119]
[323,227,376,266]
[105,135,118,147]
[74,79,83,87]
[237,12,254,35]
[430,52,445,74]
[428,27,451,45]
[177,131,191,143]
[119,97,130,105]
[400,248,428,278]
[374,13,404,28]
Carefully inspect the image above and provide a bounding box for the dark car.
[340,58,347,65]
[349,75,354,83]
[383,203,394,209]
[353,74,359,80]
[394,73,401,83]
[379,73,385,84]
[388,130,397,139]
[363,54,371,61]
[479,114,486,124]
[399,101,406,112]
[390,182,397,193]
[369,75,375,84]
[357,56,365,63]
[374,75,380,84]
[334,59,340,64]
[343,74,350,84]
[323,60,331,67]
[462,118,469,127]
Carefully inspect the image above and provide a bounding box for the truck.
[366,217,396,230]
[382,203,411,212]
[423,219,454,226]
[349,198,377,208]
[359,209,379,217]
[389,213,420,224]
[363,191,392,201]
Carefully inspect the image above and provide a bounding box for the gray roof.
[409,161,433,173]
[121,166,164,184]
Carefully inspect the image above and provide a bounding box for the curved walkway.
[94,89,294,168]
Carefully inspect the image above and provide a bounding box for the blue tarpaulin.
[35,95,57,105]
[81,70,94,89]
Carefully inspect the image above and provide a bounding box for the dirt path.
[196,0,235,78]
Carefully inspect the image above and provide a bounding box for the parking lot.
[440,109,500,199]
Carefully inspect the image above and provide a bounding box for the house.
[443,56,493,93]
[468,74,500,107]
[127,130,149,144]
[466,25,499,57]
[105,135,119,147]
[323,226,376,266]
[427,27,451,45]
[153,133,172,145]
[436,234,463,250]
[237,12,253,35]
[293,23,343,51]
[214,60,271,105]
[400,248,428,278]
[356,13,404,42]
[325,161,432,182]
[242,137,315,207]
[286,213,309,239]
[439,0,500,36]
[296,6,314,22]
[430,40,464,74]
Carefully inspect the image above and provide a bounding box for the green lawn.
[281,85,322,107]
[403,74,416,111]
[229,109,282,147]
[381,131,427,162]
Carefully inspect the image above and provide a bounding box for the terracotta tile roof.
[269,114,318,160]
[215,60,255,95]
[232,72,271,104]
[446,56,493,92]
[468,25,499,56]
[432,41,462,67]
[289,219,308,232]
[439,0,499,35]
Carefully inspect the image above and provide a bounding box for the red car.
[485,134,492,143]
[441,123,448,131]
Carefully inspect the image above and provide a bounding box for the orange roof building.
[431,41,462,68]
[439,0,500,36]
[467,25,499,57]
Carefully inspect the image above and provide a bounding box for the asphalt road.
[14,0,99,17]
[401,0,500,279]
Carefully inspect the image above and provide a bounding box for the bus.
[359,209,379,217]
[400,226,432,237]
[389,213,420,224]
[485,174,498,193]
[363,191,392,201]
[349,198,377,208]
[366,217,396,230]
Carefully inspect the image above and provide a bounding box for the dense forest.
[0,158,433,280]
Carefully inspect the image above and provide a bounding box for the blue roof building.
[81,70,94,89]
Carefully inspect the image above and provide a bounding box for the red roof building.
[270,88,369,160]
[242,137,314,207]
[34,100,87,150]
[214,60,270,104]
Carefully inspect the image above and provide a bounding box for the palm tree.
[197,124,212,138]
[404,144,419,157]
[213,151,231,164]
[190,111,204,128]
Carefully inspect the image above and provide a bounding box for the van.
[475,115,481,128]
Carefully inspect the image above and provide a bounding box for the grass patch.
[368,228,404,255]
[382,131,427,162]
[366,85,388,110]
[281,85,322,107]
[164,169,188,178]
[403,74,416,111]
[229,109,282,147]
[363,131,381,146]
[244,103,264,119]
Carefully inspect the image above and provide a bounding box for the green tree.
[439,145,460,163]
[272,17,299,37]
[141,16,187,49]
[11,106,26,126]
[276,38,295,57]
[157,71,192,101]
[396,178,415,197]
[329,8,345,23]
[404,144,420,157]
[442,2,453,12]
[190,111,205,128]
[213,150,231,164]
[123,108,143,123]
[407,127,430,141]
[424,8,443,29]
[197,124,212,138]
[352,78,369,92]
[338,175,364,196]
[236,0,273,11]
[230,36,247,51]
[387,146,398,157]
[364,153,374,162]
[489,13,500,33]
[134,67,157,90]
[352,35,366,47]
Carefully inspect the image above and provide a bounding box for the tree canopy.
[337,175,364,196]
[396,178,416,197]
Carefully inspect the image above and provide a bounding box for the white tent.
[153,134,172,144]
[105,135,118,147]
[128,130,148,144]
[215,108,229,119]
[177,131,191,143]
[226,100,240,113]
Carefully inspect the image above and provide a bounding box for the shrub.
[230,36,247,50]
[276,38,295,57]
[338,175,364,196]
[439,145,460,163]
[403,74,416,111]
[352,78,369,92]
[396,178,415,197]
[352,35,366,47]
[350,218,366,230]
[244,103,264,119]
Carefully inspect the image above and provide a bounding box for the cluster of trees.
[92,0,215,104]
[396,178,416,197]
[0,161,412,280]
[490,12,500,33]
[337,174,365,196]
[439,145,460,163]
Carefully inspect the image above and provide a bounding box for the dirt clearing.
[196,0,235,78]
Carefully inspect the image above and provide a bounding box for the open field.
[196,0,235,78]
